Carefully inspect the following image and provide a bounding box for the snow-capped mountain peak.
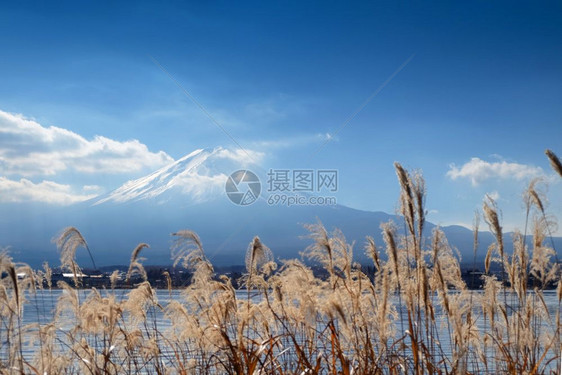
[94,146,256,205]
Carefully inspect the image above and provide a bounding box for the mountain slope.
[1,147,560,269]
[94,147,234,205]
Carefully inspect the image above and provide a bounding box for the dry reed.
[0,152,561,374]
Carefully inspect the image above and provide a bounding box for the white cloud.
[447,157,543,186]
[0,110,173,177]
[0,177,97,205]
[214,148,265,165]
[82,185,103,192]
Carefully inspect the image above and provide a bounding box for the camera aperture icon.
[225,170,261,206]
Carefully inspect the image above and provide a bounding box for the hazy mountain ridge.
[1,148,560,268]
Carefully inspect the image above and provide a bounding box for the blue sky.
[1,1,561,232]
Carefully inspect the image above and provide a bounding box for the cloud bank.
[447,157,543,186]
[0,110,173,177]
[0,177,97,205]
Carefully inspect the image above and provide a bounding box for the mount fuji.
[94,148,235,206]
[1,147,560,269]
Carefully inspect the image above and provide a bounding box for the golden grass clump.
[0,152,561,374]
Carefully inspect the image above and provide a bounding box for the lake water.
[5,289,562,373]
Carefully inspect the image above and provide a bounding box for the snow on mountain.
[3,146,561,268]
[94,147,256,205]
